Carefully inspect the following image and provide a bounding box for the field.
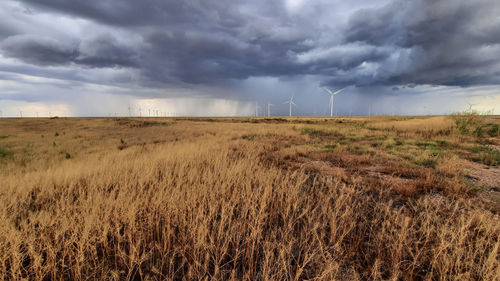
[1,115,499,280]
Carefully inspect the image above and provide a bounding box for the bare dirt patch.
[465,161,500,188]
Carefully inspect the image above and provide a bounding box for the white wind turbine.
[323,87,345,117]
[284,95,296,117]
[267,103,274,117]
[467,102,477,113]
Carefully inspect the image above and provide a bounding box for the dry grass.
[370,116,454,132]
[0,116,499,280]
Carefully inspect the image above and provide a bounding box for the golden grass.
[370,116,455,132]
[0,117,499,280]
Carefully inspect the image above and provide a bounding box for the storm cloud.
[0,0,499,116]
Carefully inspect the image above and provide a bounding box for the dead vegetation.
[0,115,499,280]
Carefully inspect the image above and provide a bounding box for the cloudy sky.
[0,0,499,117]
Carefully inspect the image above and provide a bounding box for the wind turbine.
[323,87,345,117]
[267,103,274,117]
[467,103,477,113]
[284,95,296,117]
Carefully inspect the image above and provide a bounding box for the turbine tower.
[323,87,345,117]
[284,96,296,117]
[267,103,274,117]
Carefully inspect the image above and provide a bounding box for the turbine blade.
[324,88,334,95]
[333,88,346,95]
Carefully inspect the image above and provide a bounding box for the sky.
[0,0,499,117]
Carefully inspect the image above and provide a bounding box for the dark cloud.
[0,34,78,66]
[344,0,500,87]
[0,0,499,96]
[0,33,138,68]
[75,34,138,68]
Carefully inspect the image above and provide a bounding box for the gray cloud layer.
[1,0,500,96]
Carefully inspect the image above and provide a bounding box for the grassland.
[0,114,499,280]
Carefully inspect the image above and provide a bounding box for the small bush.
[0,135,9,139]
[54,132,59,137]
[65,152,71,159]
[478,123,500,137]
[120,138,125,144]
[52,141,56,147]
[451,111,497,138]
[468,145,500,166]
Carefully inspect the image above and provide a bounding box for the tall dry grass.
[0,118,499,280]
[369,116,454,132]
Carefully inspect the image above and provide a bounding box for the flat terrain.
[1,115,499,280]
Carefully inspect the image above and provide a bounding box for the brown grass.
[370,116,454,132]
[0,117,499,280]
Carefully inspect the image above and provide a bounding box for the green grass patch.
[414,158,437,168]
[415,141,438,149]
[0,147,13,158]
[349,145,374,155]
[368,134,388,141]
[323,144,337,151]
[263,118,287,122]
[468,145,500,166]
[300,127,342,137]
[475,123,500,137]
[339,139,352,145]
[0,135,9,139]
[394,138,404,146]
